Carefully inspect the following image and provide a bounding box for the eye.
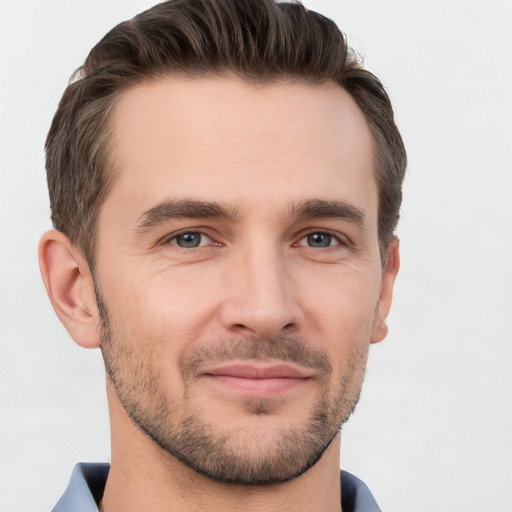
[297,232,341,248]
[168,232,212,248]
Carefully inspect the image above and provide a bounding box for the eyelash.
[165,230,216,249]
[163,229,348,250]
[295,230,348,249]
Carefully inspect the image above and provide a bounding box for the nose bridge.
[221,236,302,337]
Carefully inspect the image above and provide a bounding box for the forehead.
[105,77,377,224]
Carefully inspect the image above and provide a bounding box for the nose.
[219,244,303,339]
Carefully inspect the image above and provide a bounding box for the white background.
[1,1,511,511]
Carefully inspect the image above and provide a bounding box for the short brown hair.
[45,0,406,265]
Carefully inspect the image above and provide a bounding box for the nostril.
[230,322,296,335]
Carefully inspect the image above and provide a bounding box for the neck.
[100,386,343,512]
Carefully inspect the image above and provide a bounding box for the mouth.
[201,363,312,397]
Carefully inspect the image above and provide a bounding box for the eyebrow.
[289,199,366,225]
[136,198,239,230]
[136,197,366,231]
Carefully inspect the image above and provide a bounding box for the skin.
[39,77,399,512]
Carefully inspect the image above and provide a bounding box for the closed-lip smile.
[201,363,312,396]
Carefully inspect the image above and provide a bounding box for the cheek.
[97,247,382,357]
[296,263,382,338]
[102,266,221,352]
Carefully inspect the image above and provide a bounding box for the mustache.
[179,335,332,381]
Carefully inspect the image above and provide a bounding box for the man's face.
[94,77,393,484]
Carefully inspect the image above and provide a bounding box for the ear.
[38,229,101,348]
[370,238,400,344]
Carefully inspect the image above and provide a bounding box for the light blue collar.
[53,462,381,512]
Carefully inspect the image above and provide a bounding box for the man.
[38,0,406,510]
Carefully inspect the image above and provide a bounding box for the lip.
[201,363,311,397]
[206,363,310,379]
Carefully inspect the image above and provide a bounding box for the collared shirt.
[52,463,381,512]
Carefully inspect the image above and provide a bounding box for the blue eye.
[297,232,341,248]
[307,233,332,247]
[170,232,210,248]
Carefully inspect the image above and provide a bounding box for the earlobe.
[38,230,101,349]
[370,238,400,344]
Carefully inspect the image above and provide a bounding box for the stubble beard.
[97,291,370,486]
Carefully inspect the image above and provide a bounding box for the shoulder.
[341,470,381,512]
[52,463,110,512]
